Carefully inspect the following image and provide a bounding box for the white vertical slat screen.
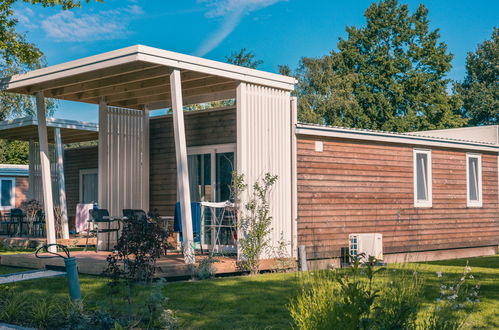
[99,106,149,217]
[28,141,59,206]
[237,83,293,258]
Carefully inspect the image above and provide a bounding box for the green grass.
[0,255,498,329]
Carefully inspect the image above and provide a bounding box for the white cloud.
[14,7,35,24]
[41,5,144,42]
[195,0,285,56]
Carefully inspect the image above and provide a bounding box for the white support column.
[55,128,69,239]
[28,139,35,200]
[98,98,108,209]
[142,106,150,211]
[290,97,298,258]
[35,92,57,253]
[170,69,195,264]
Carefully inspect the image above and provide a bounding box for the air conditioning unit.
[349,233,383,262]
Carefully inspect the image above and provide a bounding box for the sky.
[13,0,499,122]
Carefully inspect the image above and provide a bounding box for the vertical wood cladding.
[149,108,236,216]
[296,135,499,259]
[64,146,98,229]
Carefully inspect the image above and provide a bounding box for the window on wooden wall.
[0,178,15,210]
[413,149,432,207]
[466,154,482,207]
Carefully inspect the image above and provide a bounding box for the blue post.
[64,257,81,300]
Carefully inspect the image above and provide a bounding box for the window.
[79,169,98,204]
[413,149,432,207]
[0,178,15,210]
[467,154,482,207]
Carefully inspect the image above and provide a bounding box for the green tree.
[0,0,99,120]
[297,0,466,132]
[0,140,28,164]
[455,28,498,126]
[225,48,263,69]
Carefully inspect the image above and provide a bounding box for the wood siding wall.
[297,135,499,260]
[64,146,98,229]
[149,108,236,216]
[15,177,28,208]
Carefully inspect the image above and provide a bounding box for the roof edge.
[296,123,499,153]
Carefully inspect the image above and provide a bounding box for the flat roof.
[0,164,28,177]
[296,123,499,152]
[0,117,98,143]
[0,45,296,110]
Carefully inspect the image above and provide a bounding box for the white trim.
[79,168,98,204]
[0,177,16,210]
[413,149,432,208]
[0,116,98,132]
[466,153,483,208]
[187,143,236,156]
[290,97,298,258]
[296,124,499,152]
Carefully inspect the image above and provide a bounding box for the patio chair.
[122,209,148,224]
[0,211,16,236]
[84,209,121,252]
[32,210,45,237]
[10,208,26,236]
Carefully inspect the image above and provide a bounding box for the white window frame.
[79,168,98,204]
[466,153,482,207]
[413,149,432,208]
[0,177,16,210]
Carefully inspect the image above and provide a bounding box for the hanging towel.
[174,202,201,242]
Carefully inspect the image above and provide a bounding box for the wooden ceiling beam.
[101,77,235,104]
[28,61,159,94]
[111,81,238,108]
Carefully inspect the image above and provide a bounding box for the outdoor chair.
[122,209,148,224]
[0,211,16,236]
[32,210,45,237]
[84,209,121,252]
[10,208,26,236]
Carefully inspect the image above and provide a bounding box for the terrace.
[0,45,297,270]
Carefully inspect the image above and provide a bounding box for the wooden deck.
[0,235,95,249]
[0,251,279,278]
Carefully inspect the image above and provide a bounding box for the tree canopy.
[0,0,99,120]
[296,0,466,132]
[225,48,263,69]
[455,27,498,126]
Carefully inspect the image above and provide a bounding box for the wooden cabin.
[0,45,497,267]
[0,164,29,213]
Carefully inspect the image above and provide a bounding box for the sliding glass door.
[187,144,236,250]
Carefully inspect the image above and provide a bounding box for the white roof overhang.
[0,45,296,110]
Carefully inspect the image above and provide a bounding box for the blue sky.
[14,0,498,122]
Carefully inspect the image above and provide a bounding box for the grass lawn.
[0,255,498,329]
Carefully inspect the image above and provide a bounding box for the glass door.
[187,144,236,251]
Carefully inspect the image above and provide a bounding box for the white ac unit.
[349,233,383,262]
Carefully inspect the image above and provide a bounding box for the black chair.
[10,209,26,236]
[122,209,148,224]
[84,209,121,252]
[0,211,16,236]
[33,210,45,237]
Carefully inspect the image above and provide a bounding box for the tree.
[0,139,28,164]
[0,0,99,120]
[225,48,263,69]
[455,28,498,126]
[296,0,466,132]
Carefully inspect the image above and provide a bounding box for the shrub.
[231,172,278,274]
[289,257,481,330]
[288,255,424,330]
[195,255,219,280]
